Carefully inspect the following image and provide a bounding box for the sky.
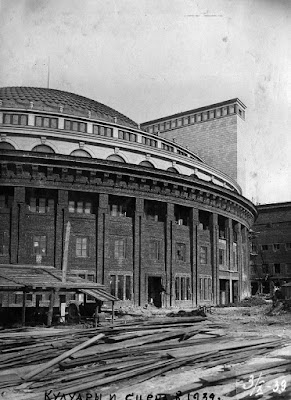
[0,0,290,204]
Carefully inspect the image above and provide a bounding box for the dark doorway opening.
[148,276,163,308]
[262,281,270,294]
[219,279,230,305]
[251,281,259,295]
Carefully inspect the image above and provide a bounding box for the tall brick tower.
[141,99,247,194]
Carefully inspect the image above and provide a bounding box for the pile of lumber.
[0,316,289,399]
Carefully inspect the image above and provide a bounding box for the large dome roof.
[0,87,138,129]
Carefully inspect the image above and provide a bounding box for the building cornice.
[141,98,246,127]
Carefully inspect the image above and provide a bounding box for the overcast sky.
[0,0,290,204]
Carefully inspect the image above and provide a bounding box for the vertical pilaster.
[96,193,108,284]
[133,197,144,305]
[237,223,243,301]
[210,213,219,304]
[226,218,233,302]
[55,190,68,270]
[11,187,25,264]
[165,203,174,307]
[190,207,199,307]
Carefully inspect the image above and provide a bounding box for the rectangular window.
[110,204,126,217]
[219,249,225,265]
[175,277,179,300]
[87,274,94,282]
[77,201,83,213]
[68,200,92,214]
[149,240,161,260]
[274,263,281,274]
[175,275,191,300]
[285,243,291,251]
[200,246,208,264]
[199,276,212,301]
[14,293,23,304]
[162,143,174,152]
[110,274,132,300]
[176,243,186,262]
[33,235,47,255]
[76,237,88,258]
[68,201,75,213]
[180,277,185,300]
[43,117,50,128]
[28,197,53,213]
[142,137,158,147]
[117,275,124,299]
[93,125,113,137]
[114,239,126,259]
[26,293,33,301]
[273,243,280,251]
[35,116,58,129]
[38,198,46,213]
[3,113,28,125]
[118,130,137,142]
[84,202,92,214]
[262,244,268,251]
[177,149,188,156]
[64,119,87,133]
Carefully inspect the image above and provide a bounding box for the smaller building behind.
[250,202,291,295]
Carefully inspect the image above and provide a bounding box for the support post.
[47,289,55,327]
[62,221,71,283]
[111,301,114,325]
[22,289,26,326]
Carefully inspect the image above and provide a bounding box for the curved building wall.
[0,88,257,308]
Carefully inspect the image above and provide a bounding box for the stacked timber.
[0,316,289,399]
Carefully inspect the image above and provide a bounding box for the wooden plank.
[71,328,200,359]
[23,333,104,381]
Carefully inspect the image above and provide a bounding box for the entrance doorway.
[148,276,163,308]
[219,279,230,305]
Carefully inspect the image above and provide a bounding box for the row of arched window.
[0,142,179,173]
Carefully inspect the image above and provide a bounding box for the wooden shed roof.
[0,264,118,302]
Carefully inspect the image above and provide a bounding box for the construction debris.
[0,315,289,400]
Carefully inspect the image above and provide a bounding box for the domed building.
[0,87,256,310]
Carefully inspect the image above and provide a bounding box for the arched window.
[167,167,179,174]
[139,161,154,168]
[70,149,91,158]
[32,145,55,153]
[106,154,125,163]
[0,142,15,150]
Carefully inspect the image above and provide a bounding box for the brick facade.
[141,99,246,193]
